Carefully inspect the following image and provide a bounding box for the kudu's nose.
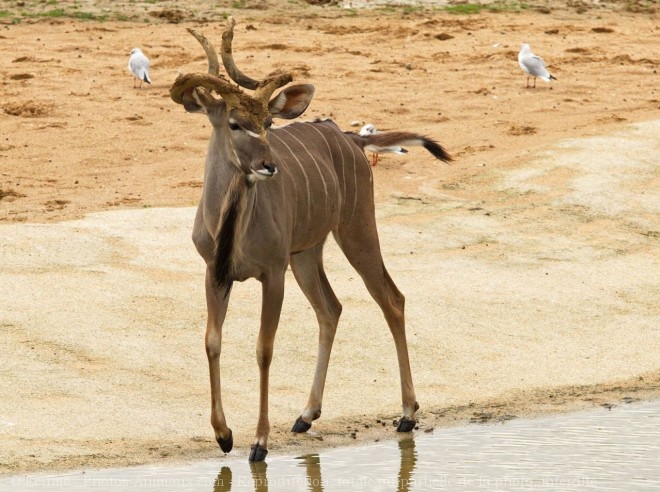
[252,161,278,181]
[263,162,277,175]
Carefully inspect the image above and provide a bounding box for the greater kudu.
[170,18,452,462]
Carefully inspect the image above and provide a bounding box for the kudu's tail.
[345,130,453,163]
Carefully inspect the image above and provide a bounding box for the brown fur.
[214,174,249,294]
[345,130,453,162]
[171,18,447,461]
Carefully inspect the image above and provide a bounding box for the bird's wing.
[349,130,452,162]
[365,144,408,155]
[128,55,140,76]
[129,53,149,72]
[129,55,151,83]
[520,55,550,79]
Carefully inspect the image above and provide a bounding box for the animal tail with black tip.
[345,130,452,163]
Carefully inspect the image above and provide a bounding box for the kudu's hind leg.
[333,226,419,431]
[204,268,234,453]
[289,243,342,433]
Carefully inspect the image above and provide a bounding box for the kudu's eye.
[228,122,241,131]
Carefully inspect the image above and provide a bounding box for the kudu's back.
[267,120,375,248]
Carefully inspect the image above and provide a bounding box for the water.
[2,401,659,491]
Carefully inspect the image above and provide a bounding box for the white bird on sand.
[359,124,408,166]
[128,48,151,88]
[518,43,556,88]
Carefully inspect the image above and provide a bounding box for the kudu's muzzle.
[252,161,278,180]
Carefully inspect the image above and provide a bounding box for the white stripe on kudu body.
[269,131,312,222]
[169,17,451,463]
[305,123,343,205]
[277,125,330,206]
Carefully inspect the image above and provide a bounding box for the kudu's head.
[170,17,314,182]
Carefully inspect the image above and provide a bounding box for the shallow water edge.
[2,400,659,491]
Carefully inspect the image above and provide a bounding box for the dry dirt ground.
[1,0,659,476]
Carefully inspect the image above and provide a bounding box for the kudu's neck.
[210,130,257,293]
[207,126,241,191]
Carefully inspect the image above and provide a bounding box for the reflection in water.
[397,437,417,492]
[210,437,417,492]
[213,461,269,492]
[213,466,232,492]
[2,402,659,491]
[297,454,323,492]
[249,462,268,492]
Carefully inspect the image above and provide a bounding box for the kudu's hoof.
[216,430,233,453]
[291,416,312,433]
[249,444,268,462]
[396,418,417,433]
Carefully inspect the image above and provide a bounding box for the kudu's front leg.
[205,268,233,453]
[250,274,286,462]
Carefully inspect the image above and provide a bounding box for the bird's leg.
[371,153,378,166]
[533,77,537,88]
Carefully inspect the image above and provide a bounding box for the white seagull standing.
[128,48,151,88]
[518,43,556,88]
[359,124,408,166]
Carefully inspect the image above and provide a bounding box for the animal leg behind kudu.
[334,224,419,431]
[250,273,286,462]
[205,268,234,453]
[289,243,342,433]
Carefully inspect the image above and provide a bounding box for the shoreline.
[3,371,658,477]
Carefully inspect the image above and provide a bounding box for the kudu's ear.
[181,87,216,114]
[268,84,315,120]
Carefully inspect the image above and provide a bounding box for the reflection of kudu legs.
[299,454,324,492]
[290,243,342,432]
[397,437,417,492]
[249,461,269,492]
[334,215,418,429]
[213,466,233,492]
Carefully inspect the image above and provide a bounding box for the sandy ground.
[1,0,659,476]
